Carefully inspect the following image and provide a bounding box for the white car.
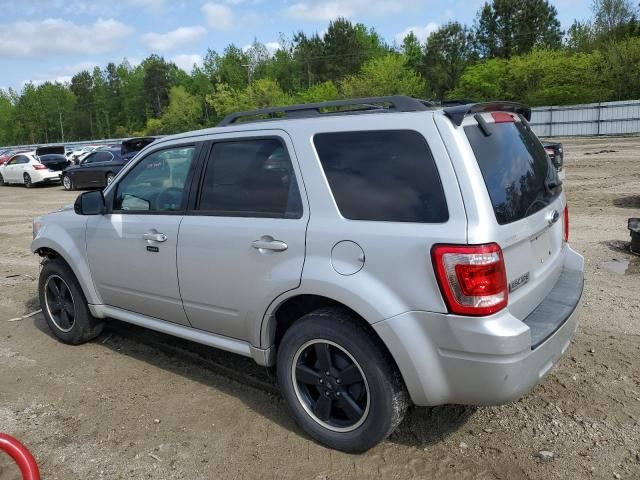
[72,145,99,163]
[0,152,63,187]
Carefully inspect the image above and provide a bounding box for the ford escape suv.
[31,97,584,452]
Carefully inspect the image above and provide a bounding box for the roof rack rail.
[443,101,531,126]
[217,95,431,126]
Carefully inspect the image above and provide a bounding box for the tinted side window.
[198,139,302,219]
[314,130,448,223]
[92,151,113,162]
[17,156,30,164]
[114,147,196,212]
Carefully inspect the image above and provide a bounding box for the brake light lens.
[432,243,508,316]
[491,112,515,123]
[563,204,569,242]
[33,164,47,170]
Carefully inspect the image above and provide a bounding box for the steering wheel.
[155,188,183,210]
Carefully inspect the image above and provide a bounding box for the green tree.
[592,0,636,35]
[146,86,202,134]
[475,0,563,58]
[0,90,14,145]
[142,55,177,118]
[341,54,426,97]
[422,22,477,99]
[401,32,423,73]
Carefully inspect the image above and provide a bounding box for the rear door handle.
[252,236,288,252]
[143,231,167,242]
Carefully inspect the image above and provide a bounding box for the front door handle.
[252,236,288,252]
[143,231,167,242]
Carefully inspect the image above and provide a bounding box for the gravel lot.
[1,136,639,479]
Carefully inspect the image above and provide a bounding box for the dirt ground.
[1,136,639,480]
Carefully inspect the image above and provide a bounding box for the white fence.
[530,99,640,137]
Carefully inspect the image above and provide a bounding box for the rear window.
[465,119,561,225]
[313,130,448,223]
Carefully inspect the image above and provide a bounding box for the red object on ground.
[0,433,40,480]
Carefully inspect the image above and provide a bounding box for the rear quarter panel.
[260,112,468,347]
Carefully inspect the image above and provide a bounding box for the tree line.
[1,0,639,146]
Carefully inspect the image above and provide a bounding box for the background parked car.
[0,149,30,166]
[543,141,564,177]
[0,152,63,187]
[61,147,125,190]
[121,137,156,161]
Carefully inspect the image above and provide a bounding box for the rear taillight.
[33,164,47,170]
[563,205,569,243]
[431,243,508,316]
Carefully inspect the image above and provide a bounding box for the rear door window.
[313,130,448,223]
[197,139,303,219]
[465,117,561,225]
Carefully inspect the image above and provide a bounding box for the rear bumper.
[32,170,62,183]
[374,247,584,407]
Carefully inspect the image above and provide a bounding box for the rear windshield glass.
[313,130,448,223]
[465,120,561,225]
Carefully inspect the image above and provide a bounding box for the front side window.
[197,139,303,219]
[313,130,448,223]
[114,146,196,212]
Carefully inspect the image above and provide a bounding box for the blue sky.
[0,0,591,91]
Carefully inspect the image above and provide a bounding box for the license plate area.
[531,229,554,267]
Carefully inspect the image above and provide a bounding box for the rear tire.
[62,174,74,191]
[23,173,33,188]
[277,307,408,453]
[0,173,4,186]
[39,258,104,344]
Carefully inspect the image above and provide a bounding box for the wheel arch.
[261,293,404,377]
[32,235,102,308]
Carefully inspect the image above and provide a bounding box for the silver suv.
[31,97,584,452]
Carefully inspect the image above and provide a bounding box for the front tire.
[23,173,33,188]
[0,173,4,186]
[39,258,104,344]
[277,307,408,453]
[62,174,74,191]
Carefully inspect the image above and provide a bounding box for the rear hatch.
[38,154,69,171]
[121,137,156,160]
[35,145,66,156]
[463,111,566,321]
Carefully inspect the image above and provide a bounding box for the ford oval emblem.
[546,209,560,225]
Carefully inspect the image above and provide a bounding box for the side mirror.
[74,191,105,215]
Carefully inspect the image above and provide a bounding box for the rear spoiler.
[443,101,531,126]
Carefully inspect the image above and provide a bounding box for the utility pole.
[241,64,254,85]
[59,110,65,143]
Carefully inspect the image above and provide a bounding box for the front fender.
[31,218,102,307]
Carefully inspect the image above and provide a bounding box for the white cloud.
[394,22,439,44]
[265,42,281,54]
[286,0,413,21]
[242,41,281,55]
[28,61,99,86]
[0,18,133,58]
[202,3,234,30]
[143,26,206,52]
[172,54,203,72]
[126,0,165,12]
